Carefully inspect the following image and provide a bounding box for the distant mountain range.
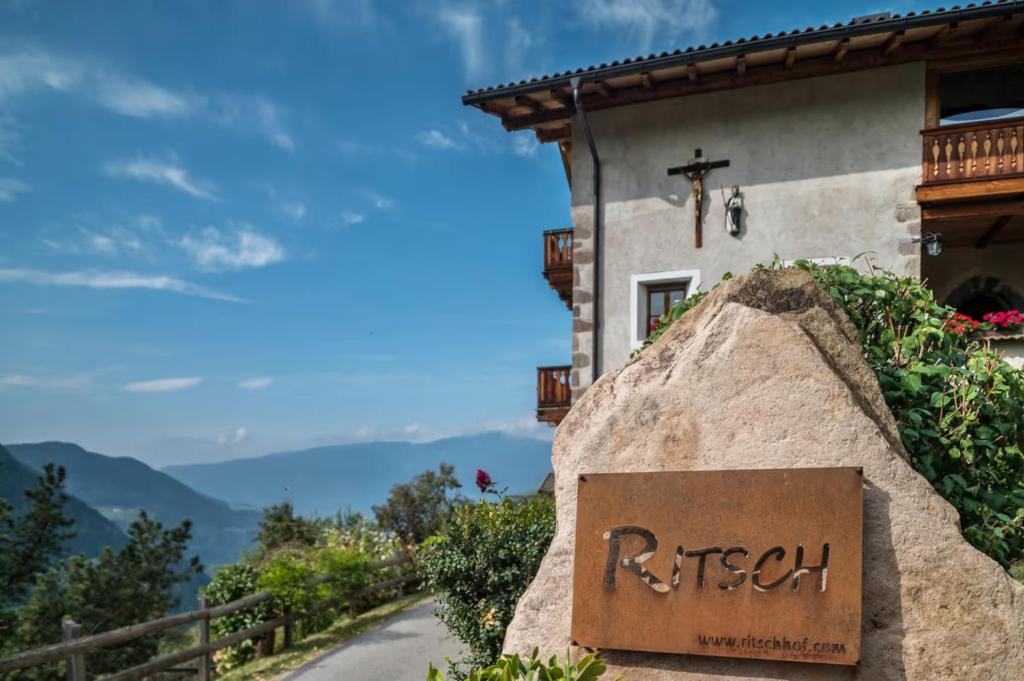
[163,433,553,517]
[2,432,553,573]
[0,444,127,557]
[7,442,260,569]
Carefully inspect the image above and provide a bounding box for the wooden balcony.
[543,228,573,309]
[537,365,571,426]
[919,118,1024,202]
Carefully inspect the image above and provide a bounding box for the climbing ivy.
[636,260,1024,569]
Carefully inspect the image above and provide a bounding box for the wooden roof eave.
[472,15,1024,143]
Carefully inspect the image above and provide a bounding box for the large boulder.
[504,268,1024,680]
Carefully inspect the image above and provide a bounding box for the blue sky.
[0,0,939,466]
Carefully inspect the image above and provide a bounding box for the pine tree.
[0,464,75,606]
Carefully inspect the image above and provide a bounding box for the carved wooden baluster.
[970,135,978,175]
[983,133,992,175]
[957,136,966,176]
[996,132,1006,172]
[1012,129,1020,171]
[931,138,940,177]
[944,138,953,177]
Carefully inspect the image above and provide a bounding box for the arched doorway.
[945,276,1024,317]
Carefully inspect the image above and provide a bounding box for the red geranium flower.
[944,312,979,335]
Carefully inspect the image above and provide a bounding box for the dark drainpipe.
[571,76,601,385]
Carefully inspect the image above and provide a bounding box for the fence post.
[197,595,211,681]
[283,608,293,649]
[61,619,86,681]
[395,550,405,597]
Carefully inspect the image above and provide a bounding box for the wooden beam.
[558,140,572,185]
[975,215,1013,248]
[883,30,905,56]
[922,200,1024,222]
[536,125,571,143]
[974,15,1011,45]
[687,64,698,82]
[736,55,746,76]
[640,72,654,91]
[784,47,797,69]
[917,177,1024,204]
[549,89,573,109]
[928,23,955,49]
[833,38,850,62]
[514,96,539,114]
[594,81,613,98]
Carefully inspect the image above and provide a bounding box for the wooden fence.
[0,553,417,681]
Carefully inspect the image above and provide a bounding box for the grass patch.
[216,592,430,681]
[1012,563,1023,583]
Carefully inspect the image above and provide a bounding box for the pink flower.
[475,469,493,493]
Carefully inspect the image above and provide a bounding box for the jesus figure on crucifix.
[667,148,730,248]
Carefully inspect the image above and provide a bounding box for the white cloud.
[575,0,718,52]
[364,191,394,210]
[0,112,21,164]
[238,377,273,390]
[0,176,28,201]
[104,156,216,200]
[178,225,286,271]
[339,211,365,226]
[336,138,419,163]
[39,225,148,258]
[0,267,244,302]
[299,0,378,29]
[282,200,306,222]
[0,45,293,150]
[0,45,194,117]
[216,426,249,445]
[350,422,430,443]
[512,134,538,157]
[504,17,534,78]
[0,372,91,390]
[417,129,457,149]
[437,6,486,82]
[123,376,203,393]
[211,94,294,151]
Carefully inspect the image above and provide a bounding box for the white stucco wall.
[569,63,926,389]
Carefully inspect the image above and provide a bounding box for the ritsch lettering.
[602,526,830,594]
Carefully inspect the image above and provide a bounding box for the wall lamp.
[912,232,943,256]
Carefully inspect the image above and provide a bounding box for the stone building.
[463,3,1024,426]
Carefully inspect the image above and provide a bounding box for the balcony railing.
[922,118,1023,185]
[537,365,572,426]
[543,228,573,309]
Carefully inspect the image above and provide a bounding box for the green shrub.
[204,563,272,671]
[427,649,621,681]
[257,549,321,615]
[312,544,369,601]
[422,493,555,668]
[638,260,1024,567]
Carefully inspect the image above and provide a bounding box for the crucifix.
[668,148,730,248]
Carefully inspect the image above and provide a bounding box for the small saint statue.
[725,185,743,236]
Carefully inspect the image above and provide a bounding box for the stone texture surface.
[504,269,1024,681]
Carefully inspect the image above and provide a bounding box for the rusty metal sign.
[571,468,863,666]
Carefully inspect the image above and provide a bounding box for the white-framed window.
[629,269,701,349]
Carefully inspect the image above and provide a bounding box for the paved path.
[281,598,464,681]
